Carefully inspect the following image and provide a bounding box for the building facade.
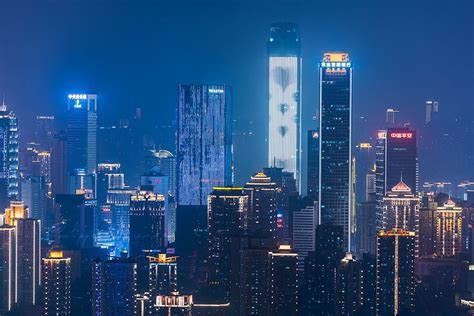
[307,129,319,199]
[267,23,302,189]
[319,52,353,250]
[42,251,71,316]
[436,199,462,257]
[0,102,19,209]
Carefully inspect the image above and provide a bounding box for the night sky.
[0,0,472,187]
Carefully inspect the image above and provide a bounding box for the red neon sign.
[390,132,413,139]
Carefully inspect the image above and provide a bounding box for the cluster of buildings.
[0,22,473,316]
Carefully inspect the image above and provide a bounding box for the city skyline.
[0,1,471,187]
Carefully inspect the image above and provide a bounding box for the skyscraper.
[319,52,353,250]
[42,250,71,316]
[243,172,278,241]
[376,229,415,316]
[16,218,41,306]
[107,188,135,255]
[92,258,137,316]
[268,245,299,316]
[292,203,318,268]
[207,187,248,302]
[385,108,398,127]
[425,100,439,125]
[34,115,55,152]
[0,225,16,313]
[129,190,166,257]
[335,252,362,316]
[307,130,319,199]
[436,198,463,257]
[380,180,420,236]
[66,94,97,193]
[148,254,178,296]
[176,84,233,206]
[267,23,302,189]
[0,102,19,209]
[51,131,67,196]
[151,149,176,197]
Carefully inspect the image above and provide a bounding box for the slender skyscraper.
[0,225,16,313]
[0,102,19,209]
[307,130,319,199]
[436,198,463,257]
[319,52,353,250]
[267,23,302,189]
[176,84,233,206]
[66,94,97,193]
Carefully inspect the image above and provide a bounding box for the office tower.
[0,225,16,313]
[360,253,377,315]
[436,199,463,257]
[42,250,71,316]
[176,84,232,207]
[151,149,176,197]
[107,189,135,255]
[243,172,278,240]
[307,129,319,199]
[319,52,353,250]
[141,167,172,241]
[302,224,344,315]
[425,100,439,125]
[419,200,437,257]
[129,190,166,256]
[16,218,41,306]
[267,23,302,189]
[92,258,137,316]
[207,187,248,302]
[355,142,374,204]
[385,108,398,126]
[356,200,377,255]
[96,163,124,205]
[366,169,376,201]
[148,254,178,296]
[20,175,47,221]
[268,245,299,315]
[381,180,420,234]
[238,236,273,315]
[34,115,55,151]
[0,102,19,209]
[335,252,362,316]
[376,229,415,316]
[66,94,97,192]
[4,200,27,226]
[154,292,193,316]
[51,131,68,195]
[292,203,318,268]
[54,194,94,249]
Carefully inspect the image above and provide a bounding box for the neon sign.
[390,132,413,139]
[68,94,87,100]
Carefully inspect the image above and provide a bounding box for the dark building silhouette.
[207,187,248,303]
[376,229,415,316]
[307,129,319,200]
[54,194,94,249]
[129,190,166,257]
[269,245,299,316]
[335,252,362,316]
[92,258,137,316]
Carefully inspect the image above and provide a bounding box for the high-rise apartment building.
[42,250,71,316]
[0,102,19,209]
[148,254,178,296]
[16,218,41,306]
[319,52,353,250]
[267,23,302,189]
[376,229,415,316]
[292,203,318,268]
[207,187,248,302]
[0,225,16,313]
[436,199,463,257]
[268,245,299,315]
[335,252,362,316]
[243,172,278,240]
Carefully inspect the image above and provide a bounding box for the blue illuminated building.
[319,53,353,250]
[0,101,19,209]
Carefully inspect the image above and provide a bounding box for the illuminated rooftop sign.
[390,132,413,139]
[68,94,87,100]
[208,88,224,94]
[320,62,351,68]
